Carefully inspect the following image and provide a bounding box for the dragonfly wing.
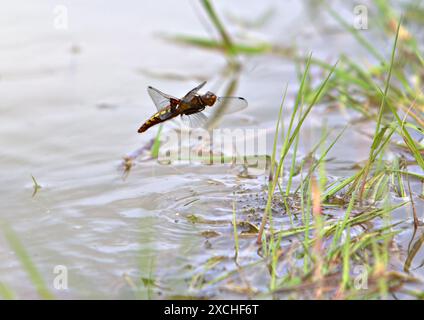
[147,86,179,120]
[181,112,209,128]
[215,96,248,114]
[181,81,207,103]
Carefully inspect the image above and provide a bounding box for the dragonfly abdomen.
[138,107,177,133]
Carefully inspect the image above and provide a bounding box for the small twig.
[31,175,42,198]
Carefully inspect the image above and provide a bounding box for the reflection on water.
[0,0,422,298]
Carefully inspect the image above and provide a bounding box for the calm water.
[0,0,422,298]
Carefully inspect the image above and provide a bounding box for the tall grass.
[257,56,337,244]
[0,222,54,299]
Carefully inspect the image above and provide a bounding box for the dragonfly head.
[202,91,217,106]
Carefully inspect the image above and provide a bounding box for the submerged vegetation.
[1,0,423,299]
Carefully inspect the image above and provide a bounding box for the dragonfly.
[138,81,248,133]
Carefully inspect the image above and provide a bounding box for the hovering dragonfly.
[138,81,247,133]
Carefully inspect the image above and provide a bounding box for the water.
[0,0,422,299]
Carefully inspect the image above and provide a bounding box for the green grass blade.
[1,222,54,299]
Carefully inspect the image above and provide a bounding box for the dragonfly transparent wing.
[214,96,248,114]
[180,96,247,129]
[181,81,207,103]
[147,86,178,120]
[181,112,209,128]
